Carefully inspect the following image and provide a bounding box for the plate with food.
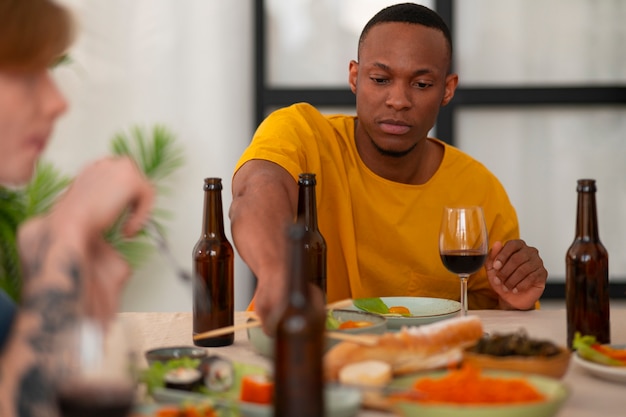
[572,333,626,384]
[247,309,387,358]
[387,365,569,417]
[139,354,362,417]
[325,315,484,384]
[463,330,571,378]
[348,297,461,329]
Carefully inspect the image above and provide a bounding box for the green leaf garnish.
[572,332,623,366]
[326,310,340,330]
[353,297,390,315]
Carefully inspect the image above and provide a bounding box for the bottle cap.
[204,177,223,191]
[298,173,317,186]
[577,179,596,193]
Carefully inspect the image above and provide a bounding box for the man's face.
[349,22,457,157]
[0,69,67,185]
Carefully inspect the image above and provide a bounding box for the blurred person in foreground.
[230,3,548,332]
[0,1,154,415]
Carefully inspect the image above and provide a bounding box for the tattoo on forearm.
[18,367,55,417]
[15,229,84,417]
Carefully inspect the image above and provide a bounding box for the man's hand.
[485,240,547,310]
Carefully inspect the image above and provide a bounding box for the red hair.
[0,0,74,71]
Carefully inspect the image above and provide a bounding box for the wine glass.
[439,206,488,316]
[50,317,139,417]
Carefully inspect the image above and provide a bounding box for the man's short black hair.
[358,3,453,61]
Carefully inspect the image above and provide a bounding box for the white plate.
[151,385,361,417]
[349,297,461,329]
[573,347,626,384]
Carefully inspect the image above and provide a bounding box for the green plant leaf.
[0,124,184,302]
[353,297,390,315]
[110,124,185,192]
[23,162,71,217]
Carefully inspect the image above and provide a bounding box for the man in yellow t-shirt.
[230,4,547,330]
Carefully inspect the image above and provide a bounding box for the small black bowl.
[145,346,208,366]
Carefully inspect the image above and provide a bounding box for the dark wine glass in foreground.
[51,318,138,417]
[439,206,488,316]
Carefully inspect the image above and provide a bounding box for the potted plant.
[0,124,184,301]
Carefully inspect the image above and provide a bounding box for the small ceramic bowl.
[247,309,387,358]
[145,346,208,366]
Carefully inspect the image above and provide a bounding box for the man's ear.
[349,60,359,95]
[441,73,459,106]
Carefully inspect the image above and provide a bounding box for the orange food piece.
[156,405,217,417]
[393,365,545,405]
[388,306,411,315]
[240,374,274,405]
[155,408,179,417]
[594,345,626,363]
[338,320,372,330]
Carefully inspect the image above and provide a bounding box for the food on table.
[325,309,374,330]
[389,364,545,404]
[463,330,571,379]
[338,360,392,387]
[141,355,235,396]
[388,306,411,316]
[353,297,412,317]
[197,355,235,392]
[239,374,274,405]
[469,330,562,357]
[573,332,626,366]
[337,320,374,329]
[164,367,203,391]
[141,357,203,394]
[155,403,217,417]
[324,315,483,381]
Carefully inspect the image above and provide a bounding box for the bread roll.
[324,315,483,381]
[338,360,392,387]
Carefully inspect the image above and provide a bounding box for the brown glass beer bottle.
[566,179,610,348]
[273,223,326,417]
[192,177,234,347]
[296,173,327,298]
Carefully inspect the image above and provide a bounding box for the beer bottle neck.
[202,178,226,239]
[575,190,599,241]
[297,176,319,231]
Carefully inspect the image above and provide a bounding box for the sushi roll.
[164,366,203,391]
[198,355,235,392]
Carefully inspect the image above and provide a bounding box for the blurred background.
[50,0,626,312]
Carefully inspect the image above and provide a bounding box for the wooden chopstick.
[193,320,378,346]
[192,319,261,341]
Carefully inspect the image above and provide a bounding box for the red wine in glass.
[440,250,487,275]
[439,207,488,316]
[57,382,134,417]
[51,319,138,417]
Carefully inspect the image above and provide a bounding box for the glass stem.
[459,274,469,316]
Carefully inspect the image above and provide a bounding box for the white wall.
[49,0,255,311]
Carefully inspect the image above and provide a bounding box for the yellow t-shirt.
[235,103,520,309]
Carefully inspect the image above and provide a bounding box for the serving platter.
[349,297,461,329]
[150,385,361,417]
[573,346,626,384]
[387,369,569,417]
[144,361,362,417]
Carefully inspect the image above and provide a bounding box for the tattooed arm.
[0,157,154,417]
